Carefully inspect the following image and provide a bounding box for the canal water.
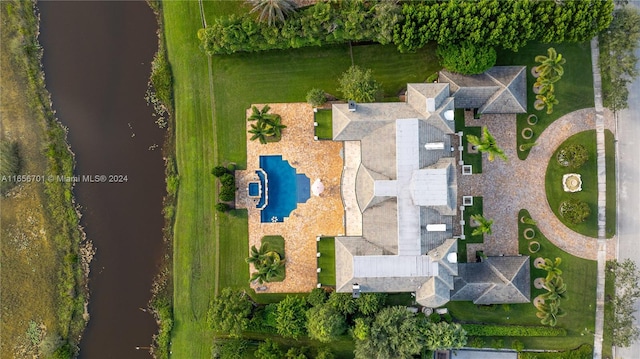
[38,2,164,357]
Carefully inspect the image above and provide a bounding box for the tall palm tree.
[539,257,563,282]
[534,47,566,79]
[535,299,566,327]
[470,214,494,236]
[248,0,296,26]
[248,104,274,123]
[466,126,508,162]
[541,276,568,301]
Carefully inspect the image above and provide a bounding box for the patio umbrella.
[311,178,324,196]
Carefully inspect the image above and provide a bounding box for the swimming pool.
[259,155,310,223]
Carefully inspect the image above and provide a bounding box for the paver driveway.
[458,108,616,261]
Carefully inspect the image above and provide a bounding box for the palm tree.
[534,47,566,79]
[470,214,494,236]
[248,0,296,26]
[248,104,274,123]
[247,243,285,283]
[541,276,568,301]
[535,93,559,115]
[535,299,566,327]
[249,122,269,144]
[533,75,560,95]
[246,244,269,266]
[538,257,563,282]
[466,126,508,162]
[263,114,287,138]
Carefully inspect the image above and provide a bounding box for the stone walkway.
[459,108,616,261]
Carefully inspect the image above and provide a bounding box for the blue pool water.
[248,182,260,197]
[259,155,310,222]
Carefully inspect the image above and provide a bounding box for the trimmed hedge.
[462,324,567,337]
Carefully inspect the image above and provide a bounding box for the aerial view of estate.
[1,1,640,359]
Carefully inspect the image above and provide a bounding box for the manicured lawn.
[314,109,333,140]
[317,238,336,286]
[545,130,599,238]
[545,130,615,238]
[458,197,484,263]
[605,130,616,238]
[447,209,597,351]
[165,1,442,356]
[454,108,483,174]
[163,1,217,358]
[495,42,595,160]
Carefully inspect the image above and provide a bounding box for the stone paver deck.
[459,108,616,261]
[237,103,345,293]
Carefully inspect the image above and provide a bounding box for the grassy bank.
[0,1,89,357]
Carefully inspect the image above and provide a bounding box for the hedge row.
[462,324,567,337]
[199,0,613,56]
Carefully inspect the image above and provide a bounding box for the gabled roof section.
[332,102,419,141]
[355,165,392,212]
[451,256,531,304]
[439,66,527,114]
[406,83,450,117]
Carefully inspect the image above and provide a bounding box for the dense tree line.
[395,0,613,53]
[199,0,613,56]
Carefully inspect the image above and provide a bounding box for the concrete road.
[614,2,640,358]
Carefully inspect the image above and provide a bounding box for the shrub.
[490,338,504,349]
[559,199,591,224]
[212,165,229,177]
[557,144,589,169]
[307,287,328,306]
[219,188,235,202]
[468,337,484,348]
[437,41,497,75]
[429,312,441,323]
[442,312,453,323]
[512,339,525,352]
[306,88,327,107]
[216,203,230,212]
[338,66,382,103]
[220,173,235,187]
[461,324,567,337]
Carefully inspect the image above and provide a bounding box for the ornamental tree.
[338,65,382,103]
[207,288,253,337]
[306,304,347,342]
[437,41,497,75]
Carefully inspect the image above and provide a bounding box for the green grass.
[458,197,484,263]
[314,109,333,140]
[545,130,598,238]
[605,130,616,238]
[447,209,597,351]
[317,238,336,286]
[163,1,217,357]
[495,42,595,160]
[165,1,441,356]
[454,108,483,174]
[545,130,615,238]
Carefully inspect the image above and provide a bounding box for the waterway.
[38,2,164,357]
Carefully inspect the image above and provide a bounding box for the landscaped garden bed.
[545,130,616,238]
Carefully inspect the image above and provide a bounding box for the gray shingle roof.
[439,66,527,114]
[450,256,531,304]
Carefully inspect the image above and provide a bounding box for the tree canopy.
[600,6,640,112]
[207,288,253,337]
[354,306,423,359]
[306,304,347,343]
[275,296,308,339]
[607,259,640,347]
[338,66,381,103]
[437,41,496,75]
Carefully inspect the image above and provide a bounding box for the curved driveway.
[458,108,616,261]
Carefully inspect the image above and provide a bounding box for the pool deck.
[237,103,345,293]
